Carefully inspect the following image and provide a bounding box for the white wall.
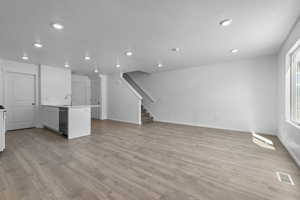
[71,74,91,105]
[278,18,300,167]
[131,55,278,134]
[107,73,141,124]
[40,65,71,105]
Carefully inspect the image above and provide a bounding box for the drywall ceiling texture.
[0,0,299,75]
[130,55,278,134]
[277,18,300,166]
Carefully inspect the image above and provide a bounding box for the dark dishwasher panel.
[59,108,68,137]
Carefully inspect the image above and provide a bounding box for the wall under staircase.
[106,73,142,124]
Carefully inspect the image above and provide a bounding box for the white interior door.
[91,79,101,119]
[5,72,36,130]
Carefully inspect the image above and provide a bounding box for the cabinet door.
[40,66,71,105]
[41,107,59,131]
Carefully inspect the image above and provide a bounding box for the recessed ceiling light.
[125,51,133,56]
[51,23,64,30]
[22,55,29,60]
[171,47,180,52]
[231,49,239,54]
[33,42,43,48]
[64,63,70,68]
[158,63,163,68]
[94,68,99,73]
[84,55,91,60]
[116,64,121,68]
[219,19,232,27]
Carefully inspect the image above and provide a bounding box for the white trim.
[124,73,155,103]
[278,134,300,168]
[4,72,38,130]
[120,73,142,124]
[155,119,276,135]
[99,74,107,120]
[286,120,300,130]
[120,73,142,100]
[138,99,142,125]
[107,118,141,125]
[285,38,300,125]
[136,84,155,103]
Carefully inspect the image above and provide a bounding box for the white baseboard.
[278,134,300,168]
[107,118,141,125]
[35,124,43,129]
[155,119,276,135]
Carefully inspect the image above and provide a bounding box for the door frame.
[91,78,101,119]
[3,67,39,130]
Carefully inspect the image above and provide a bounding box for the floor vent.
[276,172,295,185]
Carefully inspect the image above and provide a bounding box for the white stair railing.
[122,73,155,103]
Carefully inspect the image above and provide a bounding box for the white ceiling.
[0,0,299,75]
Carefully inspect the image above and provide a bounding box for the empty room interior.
[0,0,300,199]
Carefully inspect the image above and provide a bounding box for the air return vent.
[276,172,295,185]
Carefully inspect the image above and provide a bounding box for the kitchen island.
[41,105,98,139]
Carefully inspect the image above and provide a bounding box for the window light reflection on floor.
[252,131,275,150]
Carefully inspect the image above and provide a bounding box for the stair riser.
[142,113,150,117]
[141,105,153,124]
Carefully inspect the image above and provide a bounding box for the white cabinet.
[40,105,91,139]
[71,75,91,106]
[41,106,59,131]
[40,65,71,105]
[0,110,6,152]
[68,107,91,139]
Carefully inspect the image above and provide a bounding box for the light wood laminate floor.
[0,120,299,200]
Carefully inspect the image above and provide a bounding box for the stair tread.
[141,105,153,124]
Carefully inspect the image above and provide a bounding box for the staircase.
[122,72,155,124]
[141,105,154,124]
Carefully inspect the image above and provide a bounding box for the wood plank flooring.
[0,120,299,200]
